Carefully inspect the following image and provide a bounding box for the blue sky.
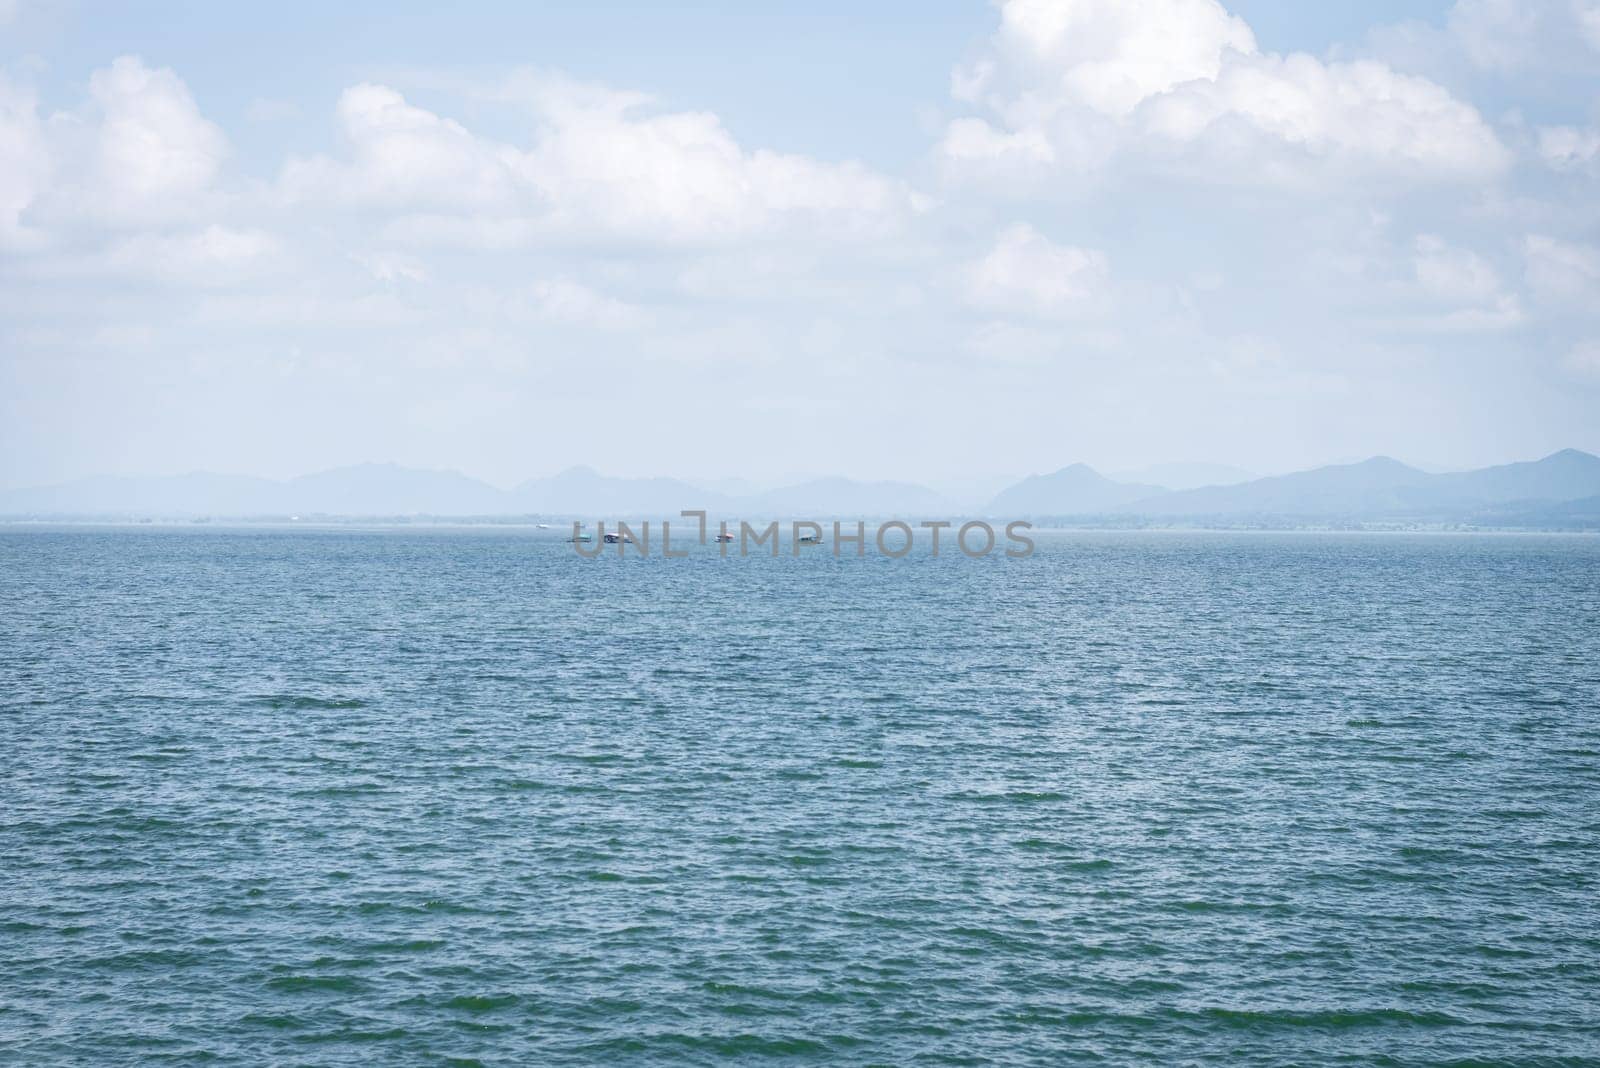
[3,0,1598,489]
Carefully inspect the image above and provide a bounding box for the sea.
[3,526,1598,1066]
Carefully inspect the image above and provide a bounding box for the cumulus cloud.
[281,84,525,213]
[0,74,50,248]
[1447,0,1600,72]
[967,224,1108,317]
[88,225,281,285]
[955,0,1256,118]
[1401,234,1524,331]
[75,56,228,225]
[940,118,1055,167]
[1538,122,1600,173]
[941,0,1508,186]
[2,56,228,242]
[1525,234,1600,303]
[1449,0,1546,71]
[3,11,1595,487]
[282,76,924,245]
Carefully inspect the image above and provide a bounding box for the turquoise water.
[3,528,1599,1065]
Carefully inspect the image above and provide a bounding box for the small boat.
[713,531,736,543]
[568,533,593,543]
[603,531,635,545]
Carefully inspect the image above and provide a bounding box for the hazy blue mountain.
[1122,456,1431,516]
[988,464,1164,515]
[6,450,1597,523]
[512,467,734,516]
[1420,449,1600,506]
[686,476,767,499]
[1122,450,1600,517]
[1108,462,1254,491]
[750,477,951,516]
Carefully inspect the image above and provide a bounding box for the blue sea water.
[2,527,1599,1066]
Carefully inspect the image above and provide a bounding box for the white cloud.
[522,278,646,330]
[94,225,281,284]
[1401,234,1523,331]
[1585,2,1600,51]
[522,75,920,241]
[0,74,50,248]
[353,252,428,284]
[22,225,282,287]
[1142,55,1507,181]
[80,56,228,225]
[3,56,229,240]
[962,0,1256,119]
[967,223,1108,317]
[1447,0,1600,71]
[282,84,523,213]
[1409,300,1525,332]
[282,76,923,245]
[940,117,1055,167]
[1,22,1593,483]
[1414,235,1502,303]
[941,0,1508,186]
[1525,234,1600,303]
[1538,123,1600,173]
[1448,0,1543,71]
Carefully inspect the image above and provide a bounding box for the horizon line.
[5,447,1596,497]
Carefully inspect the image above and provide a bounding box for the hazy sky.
[3,0,1599,490]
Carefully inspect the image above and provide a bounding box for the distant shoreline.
[3,518,1597,535]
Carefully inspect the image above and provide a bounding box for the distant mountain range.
[3,450,1598,527]
[992,449,1600,524]
[991,464,1163,515]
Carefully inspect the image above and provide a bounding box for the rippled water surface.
[3,528,1600,1066]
